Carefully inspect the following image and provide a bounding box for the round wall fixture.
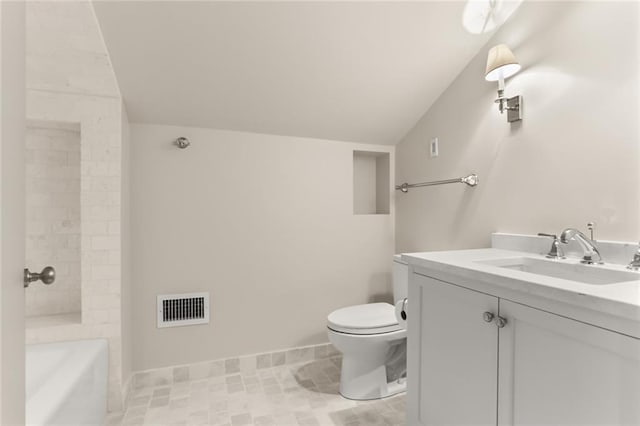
[175,137,190,149]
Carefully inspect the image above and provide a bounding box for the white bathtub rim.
[26,339,108,426]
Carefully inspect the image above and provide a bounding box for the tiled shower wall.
[26,90,125,412]
[26,0,129,412]
[25,123,81,318]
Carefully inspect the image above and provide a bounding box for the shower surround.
[25,1,132,412]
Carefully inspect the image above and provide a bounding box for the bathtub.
[26,339,108,426]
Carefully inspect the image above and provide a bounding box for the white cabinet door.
[498,300,640,426]
[408,274,499,426]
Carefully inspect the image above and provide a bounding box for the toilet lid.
[327,303,402,335]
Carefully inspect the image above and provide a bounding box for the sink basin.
[477,257,639,285]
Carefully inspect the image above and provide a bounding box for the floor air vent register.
[157,292,210,328]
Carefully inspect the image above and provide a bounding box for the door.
[0,2,26,424]
[498,300,640,426]
[408,273,499,426]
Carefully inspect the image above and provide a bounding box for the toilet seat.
[327,303,402,335]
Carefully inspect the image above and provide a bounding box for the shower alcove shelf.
[25,120,82,329]
[353,150,390,215]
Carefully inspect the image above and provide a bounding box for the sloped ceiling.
[93,1,498,145]
[27,1,120,97]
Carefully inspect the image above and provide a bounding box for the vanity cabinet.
[408,272,640,426]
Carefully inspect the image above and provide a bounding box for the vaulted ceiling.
[93,1,505,145]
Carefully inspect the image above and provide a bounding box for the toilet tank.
[392,255,408,302]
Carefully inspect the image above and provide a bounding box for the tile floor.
[107,356,406,426]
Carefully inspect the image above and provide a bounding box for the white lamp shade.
[485,44,521,81]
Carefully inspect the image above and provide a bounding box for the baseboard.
[128,342,339,400]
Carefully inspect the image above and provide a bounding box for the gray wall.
[396,1,639,252]
[131,124,395,370]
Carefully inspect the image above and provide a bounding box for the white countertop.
[402,248,640,327]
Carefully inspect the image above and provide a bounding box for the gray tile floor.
[108,356,406,426]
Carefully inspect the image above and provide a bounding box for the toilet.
[327,255,408,400]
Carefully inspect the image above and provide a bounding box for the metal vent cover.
[157,292,210,328]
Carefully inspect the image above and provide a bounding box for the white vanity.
[403,233,640,426]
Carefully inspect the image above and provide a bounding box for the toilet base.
[339,376,406,400]
[328,328,407,401]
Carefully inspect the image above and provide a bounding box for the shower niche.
[353,150,390,215]
[25,120,82,326]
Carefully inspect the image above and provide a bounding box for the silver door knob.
[483,312,495,323]
[496,316,508,328]
[24,266,56,288]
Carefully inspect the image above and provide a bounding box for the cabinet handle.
[483,312,495,323]
[496,316,508,328]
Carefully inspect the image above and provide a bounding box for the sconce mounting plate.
[507,95,523,123]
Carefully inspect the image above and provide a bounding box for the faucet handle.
[628,243,640,271]
[587,222,596,241]
[538,233,565,259]
[538,233,557,239]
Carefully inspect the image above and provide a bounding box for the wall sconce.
[485,44,522,122]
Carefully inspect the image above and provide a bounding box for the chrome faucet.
[559,228,603,265]
[628,243,640,271]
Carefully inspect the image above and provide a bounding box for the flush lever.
[24,266,56,288]
[401,298,408,320]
